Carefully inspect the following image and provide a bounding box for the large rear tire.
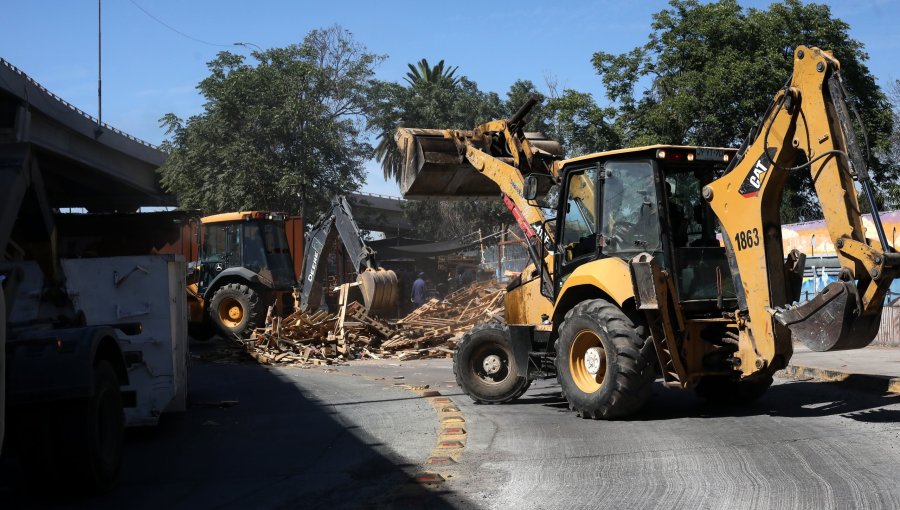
[209,283,264,339]
[556,299,655,419]
[454,323,531,404]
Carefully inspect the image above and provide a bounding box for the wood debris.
[244,281,506,366]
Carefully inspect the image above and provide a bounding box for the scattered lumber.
[238,281,506,366]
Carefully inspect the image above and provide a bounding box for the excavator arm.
[706,46,898,375]
[297,196,398,314]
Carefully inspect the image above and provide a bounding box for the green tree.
[159,26,381,218]
[504,79,551,133]
[884,79,900,207]
[592,0,895,216]
[545,89,621,156]
[502,79,619,158]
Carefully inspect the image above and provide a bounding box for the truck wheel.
[209,283,263,339]
[56,360,125,494]
[695,375,773,405]
[16,361,124,494]
[454,323,531,404]
[556,299,655,419]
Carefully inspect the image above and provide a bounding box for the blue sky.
[2,0,898,196]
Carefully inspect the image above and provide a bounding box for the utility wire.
[127,0,234,48]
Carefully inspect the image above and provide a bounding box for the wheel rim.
[569,329,607,394]
[218,297,244,328]
[471,344,511,385]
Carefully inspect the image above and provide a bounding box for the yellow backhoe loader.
[395,46,897,418]
[187,211,297,339]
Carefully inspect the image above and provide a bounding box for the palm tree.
[403,59,460,88]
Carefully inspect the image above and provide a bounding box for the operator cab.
[549,145,739,312]
[197,211,296,296]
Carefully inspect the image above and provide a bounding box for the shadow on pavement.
[637,379,899,422]
[514,378,899,422]
[0,340,470,510]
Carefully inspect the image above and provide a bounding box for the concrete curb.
[778,365,900,395]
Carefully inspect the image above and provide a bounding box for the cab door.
[554,165,600,295]
[198,222,242,293]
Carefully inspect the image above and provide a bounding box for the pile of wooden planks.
[379,281,506,360]
[244,281,506,366]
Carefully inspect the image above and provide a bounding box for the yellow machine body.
[395,47,897,415]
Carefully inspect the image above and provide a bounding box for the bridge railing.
[0,58,159,150]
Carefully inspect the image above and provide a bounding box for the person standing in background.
[411,272,427,308]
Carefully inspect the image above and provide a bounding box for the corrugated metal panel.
[873,305,900,347]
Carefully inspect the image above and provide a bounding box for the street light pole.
[96,0,103,136]
[234,41,263,52]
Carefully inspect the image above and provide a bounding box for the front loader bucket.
[773,281,882,351]
[357,268,398,316]
[394,128,561,199]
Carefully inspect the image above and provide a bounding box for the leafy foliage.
[591,0,896,216]
[545,89,621,156]
[882,79,900,207]
[159,26,380,218]
[500,79,620,157]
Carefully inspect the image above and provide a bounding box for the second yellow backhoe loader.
[187,211,297,339]
[394,46,897,418]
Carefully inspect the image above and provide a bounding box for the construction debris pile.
[246,281,506,365]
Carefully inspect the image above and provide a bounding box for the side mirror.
[523,174,540,201]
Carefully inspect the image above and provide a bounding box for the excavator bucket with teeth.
[772,281,882,351]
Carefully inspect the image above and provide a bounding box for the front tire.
[454,323,531,404]
[209,283,264,339]
[556,299,655,419]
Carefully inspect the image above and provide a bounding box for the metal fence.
[801,262,900,347]
[480,234,530,282]
[874,304,900,347]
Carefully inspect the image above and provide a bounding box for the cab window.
[560,166,598,262]
[202,223,241,268]
[242,223,267,273]
[601,160,661,256]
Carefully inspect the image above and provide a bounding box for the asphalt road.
[2,353,899,509]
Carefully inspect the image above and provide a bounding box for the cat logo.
[738,148,778,198]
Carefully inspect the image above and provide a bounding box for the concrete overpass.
[0,58,172,212]
[0,57,412,236]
